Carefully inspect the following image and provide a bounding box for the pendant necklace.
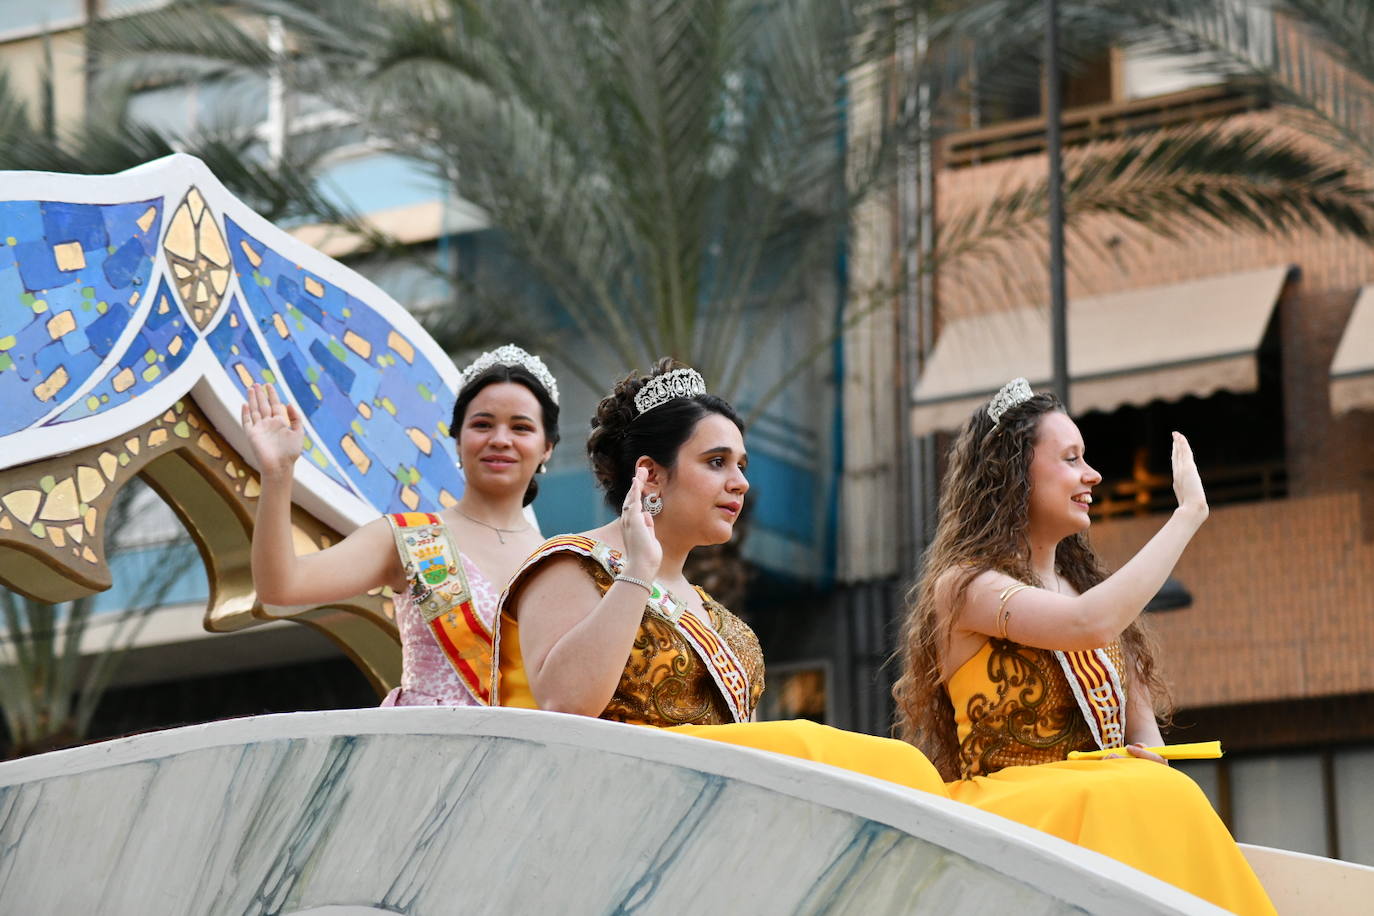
[457,508,531,544]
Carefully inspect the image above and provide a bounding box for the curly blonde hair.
[893,392,1171,780]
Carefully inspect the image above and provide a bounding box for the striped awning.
[912,265,1293,435]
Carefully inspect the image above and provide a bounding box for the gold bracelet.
[996,583,1031,640]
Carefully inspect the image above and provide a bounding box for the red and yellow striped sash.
[1053,646,1128,750]
[388,512,493,705]
[496,535,754,721]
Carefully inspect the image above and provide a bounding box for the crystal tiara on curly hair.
[458,344,559,405]
[987,377,1034,425]
[634,367,707,415]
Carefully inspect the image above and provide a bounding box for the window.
[1230,754,1328,856]
[1178,745,1374,866]
[969,53,1116,129]
[945,15,1276,167]
[758,661,832,724]
[1078,332,1285,518]
[1334,749,1374,866]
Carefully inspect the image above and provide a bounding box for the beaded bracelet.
[614,574,653,593]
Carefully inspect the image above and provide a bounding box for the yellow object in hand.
[1067,741,1222,761]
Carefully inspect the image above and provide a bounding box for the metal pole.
[1045,0,1069,408]
[267,16,288,168]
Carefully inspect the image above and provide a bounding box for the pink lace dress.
[379,553,500,707]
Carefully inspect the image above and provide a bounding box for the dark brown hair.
[587,357,743,509]
[893,392,1171,779]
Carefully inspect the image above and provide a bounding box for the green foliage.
[19,0,1374,403]
[86,0,869,398]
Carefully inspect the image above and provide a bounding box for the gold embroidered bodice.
[947,638,1127,778]
[502,543,765,726]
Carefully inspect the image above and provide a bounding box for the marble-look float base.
[0,708,1227,915]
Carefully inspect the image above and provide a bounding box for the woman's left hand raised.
[619,467,662,581]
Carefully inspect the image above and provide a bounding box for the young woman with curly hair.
[895,379,1274,915]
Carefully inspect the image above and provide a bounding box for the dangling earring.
[642,492,663,516]
[455,456,463,470]
[538,462,547,474]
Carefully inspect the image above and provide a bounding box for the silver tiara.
[634,367,707,415]
[987,377,1034,425]
[458,344,559,405]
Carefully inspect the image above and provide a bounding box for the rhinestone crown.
[458,344,559,405]
[987,377,1034,425]
[634,368,707,415]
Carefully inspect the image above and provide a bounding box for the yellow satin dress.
[496,540,949,794]
[499,543,1272,913]
[498,611,947,793]
[944,638,1276,916]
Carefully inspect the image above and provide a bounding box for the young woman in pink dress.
[241,344,559,706]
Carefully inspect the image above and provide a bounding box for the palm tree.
[83,0,1374,411]
[1140,0,1374,167]
[874,0,1374,302]
[86,0,864,401]
[0,67,364,231]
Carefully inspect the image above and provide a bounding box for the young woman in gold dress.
[496,358,949,792]
[501,364,1273,913]
[895,378,1274,915]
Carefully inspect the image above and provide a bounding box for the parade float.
[0,156,1369,914]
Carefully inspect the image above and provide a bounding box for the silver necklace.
[456,508,531,544]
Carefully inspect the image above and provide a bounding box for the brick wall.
[935,111,1374,310]
[1091,494,1374,709]
[934,106,1374,714]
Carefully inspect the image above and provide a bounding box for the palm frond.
[1129,0,1374,162]
[88,0,274,93]
[936,123,1374,305]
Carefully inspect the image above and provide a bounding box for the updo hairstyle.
[587,357,743,510]
[450,363,561,507]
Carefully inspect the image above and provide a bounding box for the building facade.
[899,20,1374,864]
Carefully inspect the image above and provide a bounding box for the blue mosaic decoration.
[227,219,462,512]
[54,277,193,422]
[0,155,470,526]
[0,199,163,436]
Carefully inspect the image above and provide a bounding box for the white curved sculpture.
[0,153,464,534]
[0,707,1231,915]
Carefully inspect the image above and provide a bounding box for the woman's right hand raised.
[620,466,663,581]
[1170,431,1208,521]
[241,383,304,479]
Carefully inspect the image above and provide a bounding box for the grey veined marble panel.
[0,708,1227,915]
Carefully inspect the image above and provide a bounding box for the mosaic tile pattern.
[0,199,163,437]
[227,218,463,514]
[0,175,464,519]
[0,394,393,616]
[53,278,195,423]
[162,188,230,329]
[3,399,231,571]
[205,293,358,494]
[0,158,457,687]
